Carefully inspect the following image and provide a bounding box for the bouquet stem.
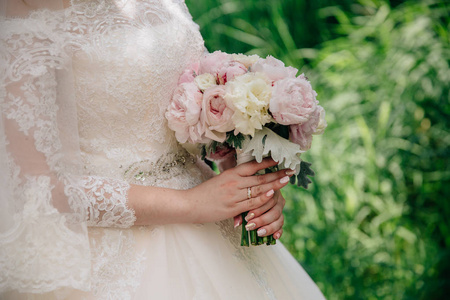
[240,212,249,247]
[250,230,258,245]
[236,151,276,247]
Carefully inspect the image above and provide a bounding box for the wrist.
[130,185,194,225]
[172,188,195,223]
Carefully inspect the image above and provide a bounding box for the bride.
[0,0,325,299]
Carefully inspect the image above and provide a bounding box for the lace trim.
[82,176,136,228]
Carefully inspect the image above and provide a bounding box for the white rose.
[225,73,273,136]
[194,73,217,91]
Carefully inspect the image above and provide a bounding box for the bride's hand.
[184,158,293,224]
[238,190,286,240]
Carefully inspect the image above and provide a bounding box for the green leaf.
[203,141,220,158]
[295,161,315,189]
[226,132,246,149]
[242,128,303,169]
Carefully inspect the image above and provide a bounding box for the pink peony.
[198,50,231,75]
[201,85,235,142]
[178,62,199,84]
[270,76,318,125]
[289,105,326,150]
[165,82,206,144]
[251,56,298,82]
[217,61,247,85]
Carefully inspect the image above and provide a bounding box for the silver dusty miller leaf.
[242,128,304,170]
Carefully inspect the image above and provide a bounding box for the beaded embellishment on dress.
[123,151,197,185]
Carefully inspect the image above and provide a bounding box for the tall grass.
[186,0,450,298]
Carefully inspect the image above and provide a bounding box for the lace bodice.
[71,0,205,172]
[0,0,207,293]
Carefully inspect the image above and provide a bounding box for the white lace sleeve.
[82,176,136,228]
[0,7,137,227]
[0,7,136,294]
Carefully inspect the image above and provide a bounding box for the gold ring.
[247,187,252,199]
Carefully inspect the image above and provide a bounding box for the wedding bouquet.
[166,51,326,246]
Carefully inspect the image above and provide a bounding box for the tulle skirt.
[68,220,325,300]
[4,160,325,300]
[4,221,325,300]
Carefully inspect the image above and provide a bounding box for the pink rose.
[201,85,234,142]
[251,56,298,82]
[289,105,326,150]
[178,62,199,84]
[165,82,206,144]
[270,76,318,125]
[199,51,231,75]
[217,61,247,84]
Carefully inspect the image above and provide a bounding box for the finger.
[233,215,242,228]
[273,229,283,240]
[246,174,290,199]
[238,168,295,189]
[245,203,283,233]
[237,189,275,213]
[245,196,277,222]
[236,157,278,176]
[255,214,284,237]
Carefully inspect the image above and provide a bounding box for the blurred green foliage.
[186,0,449,298]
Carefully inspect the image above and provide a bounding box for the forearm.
[112,158,291,228]
[127,184,192,226]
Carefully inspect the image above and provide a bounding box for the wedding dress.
[0,0,325,299]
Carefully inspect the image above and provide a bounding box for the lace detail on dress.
[1,72,56,136]
[216,219,277,300]
[82,176,135,228]
[88,228,146,300]
[68,0,205,158]
[0,176,91,293]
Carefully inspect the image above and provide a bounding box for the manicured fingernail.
[234,218,241,228]
[286,169,296,176]
[245,223,256,231]
[280,176,290,184]
[274,232,281,239]
[266,189,274,197]
[257,228,267,236]
[245,213,255,222]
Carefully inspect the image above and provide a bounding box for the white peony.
[225,73,273,136]
[313,106,327,135]
[194,73,217,91]
[231,53,260,69]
